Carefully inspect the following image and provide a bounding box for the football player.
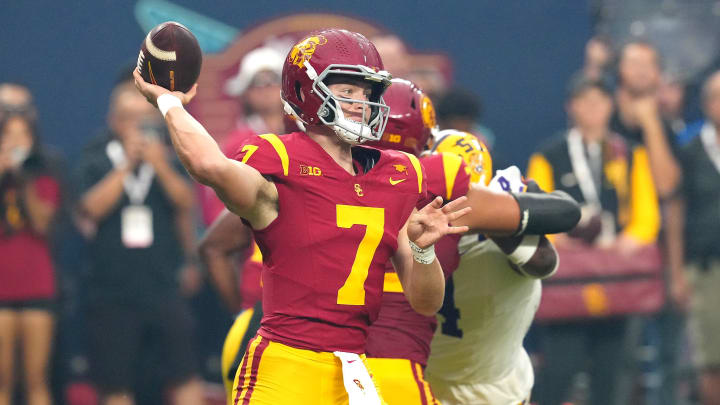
[135,28,475,404]
[198,210,262,402]
[364,81,567,405]
[425,132,558,405]
[135,28,574,404]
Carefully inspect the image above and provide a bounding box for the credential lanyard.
[567,128,601,208]
[701,123,720,176]
[106,140,155,205]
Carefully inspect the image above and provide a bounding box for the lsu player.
[198,210,263,401]
[364,81,570,405]
[135,28,479,404]
[425,132,559,405]
[364,79,468,405]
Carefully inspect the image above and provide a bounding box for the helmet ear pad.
[320,98,337,122]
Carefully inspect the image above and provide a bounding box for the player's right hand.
[133,68,197,107]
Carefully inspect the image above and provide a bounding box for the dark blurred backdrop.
[0,0,591,167]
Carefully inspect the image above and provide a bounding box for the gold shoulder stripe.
[401,152,423,194]
[258,134,289,176]
[383,272,404,293]
[441,152,463,200]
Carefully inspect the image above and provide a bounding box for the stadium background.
[0,0,591,167]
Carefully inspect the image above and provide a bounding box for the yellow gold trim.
[415,362,437,404]
[258,134,289,176]
[383,272,404,293]
[441,152,463,200]
[249,242,263,263]
[402,152,423,193]
[237,335,263,402]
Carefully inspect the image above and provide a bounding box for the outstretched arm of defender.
[133,70,276,226]
[452,186,581,237]
[491,234,559,279]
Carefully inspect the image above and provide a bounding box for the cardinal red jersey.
[239,241,263,310]
[366,152,470,366]
[233,131,427,354]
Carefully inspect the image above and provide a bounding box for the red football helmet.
[281,29,392,144]
[369,78,437,155]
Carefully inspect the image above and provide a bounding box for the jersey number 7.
[336,205,385,306]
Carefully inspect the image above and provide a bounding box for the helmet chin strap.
[330,105,372,145]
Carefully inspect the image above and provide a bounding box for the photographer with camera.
[75,70,204,405]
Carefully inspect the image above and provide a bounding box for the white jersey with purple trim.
[425,235,541,403]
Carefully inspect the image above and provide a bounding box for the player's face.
[327,80,372,124]
[569,87,613,131]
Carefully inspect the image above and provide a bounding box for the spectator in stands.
[75,72,204,405]
[223,46,285,150]
[200,46,286,225]
[527,77,661,405]
[0,83,36,121]
[582,36,614,82]
[616,42,689,405]
[0,109,62,405]
[612,40,680,198]
[667,70,720,405]
[435,87,496,148]
[371,33,411,78]
[658,73,688,136]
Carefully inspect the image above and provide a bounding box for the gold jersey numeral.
[335,205,384,306]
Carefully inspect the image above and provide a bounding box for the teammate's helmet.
[431,130,493,185]
[281,29,392,145]
[369,78,437,155]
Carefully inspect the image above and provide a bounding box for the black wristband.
[511,190,581,235]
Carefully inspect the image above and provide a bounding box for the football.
[137,21,202,93]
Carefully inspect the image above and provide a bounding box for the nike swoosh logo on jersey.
[389,178,406,185]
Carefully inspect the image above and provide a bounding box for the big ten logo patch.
[299,164,322,176]
[382,132,402,144]
[381,132,418,151]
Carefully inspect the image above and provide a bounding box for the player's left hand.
[409,196,471,249]
[133,68,197,107]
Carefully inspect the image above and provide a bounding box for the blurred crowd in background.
[2,3,720,405]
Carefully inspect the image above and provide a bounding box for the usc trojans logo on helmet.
[289,35,328,68]
[420,95,437,129]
